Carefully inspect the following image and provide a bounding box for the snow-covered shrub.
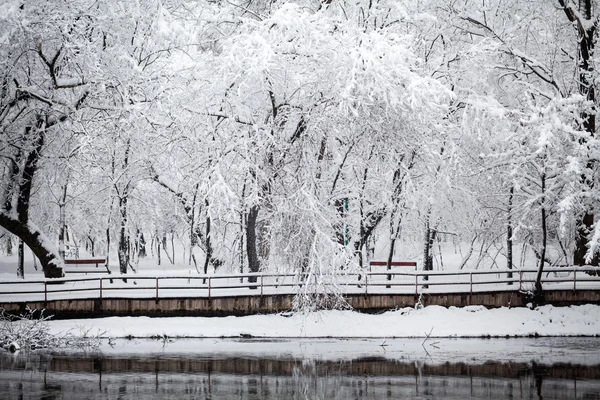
[0,308,102,352]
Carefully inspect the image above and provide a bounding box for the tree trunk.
[88,236,95,257]
[161,233,174,264]
[58,183,68,260]
[507,186,514,284]
[118,193,129,275]
[116,138,132,276]
[535,173,548,300]
[423,214,434,272]
[386,160,412,283]
[535,205,547,295]
[334,198,347,247]
[32,251,38,271]
[560,0,598,266]
[5,235,12,256]
[535,173,547,300]
[17,240,24,278]
[189,184,199,265]
[171,231,175,264]
[2,150,20,259]
[16,126,41,224]
[0,117,64,278]
[138,231,146,258]
[574,212,596,265]
[105,196,115,268]
[240,211,245,277]
[0,213,64,278]
[387,238,396,285]
[246,205,260,283]
[156,233,161,265]
[203,200,213,282]
[423,212,436,287]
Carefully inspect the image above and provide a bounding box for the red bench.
[370,261,417,270]
[64,259,110,274]
[370,261,417,287]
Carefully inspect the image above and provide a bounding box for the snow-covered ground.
[47,304,600,339]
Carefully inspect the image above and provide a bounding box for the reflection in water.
[0,340,599,399]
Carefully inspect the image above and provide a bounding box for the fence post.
[100,278,103,301]
[519,271,523,291]
[365,274,368,296]
[415,274,418,297]
[574,270,577,291]
[44,281,47,303]
[260,275,264,297]
[208,277,211,298]
[470,272,473,295]
[155,278,159,302]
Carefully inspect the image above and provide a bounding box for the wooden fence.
[1,267,599,303]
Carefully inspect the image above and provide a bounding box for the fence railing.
[0,267,599,303]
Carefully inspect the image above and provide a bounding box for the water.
[1,338,599,399]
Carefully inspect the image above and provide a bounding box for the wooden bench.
[370,261,417,287]
[370,261,417,270]
[64,259,110,275]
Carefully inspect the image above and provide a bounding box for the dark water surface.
[1,338,599,399]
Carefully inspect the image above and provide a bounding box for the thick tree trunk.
[17,120,45,225]
[574,212,596,265]
[240,211,245,276]
[246,205,260,283]
[577,0,597,265]
[560,0,598,266]
[0,213,64,278]
[0,118,63,278]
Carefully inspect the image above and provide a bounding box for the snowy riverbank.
[46,304,600,339]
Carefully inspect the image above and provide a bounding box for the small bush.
[0,308,102,352]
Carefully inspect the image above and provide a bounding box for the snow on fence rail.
[0,267,599,303]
